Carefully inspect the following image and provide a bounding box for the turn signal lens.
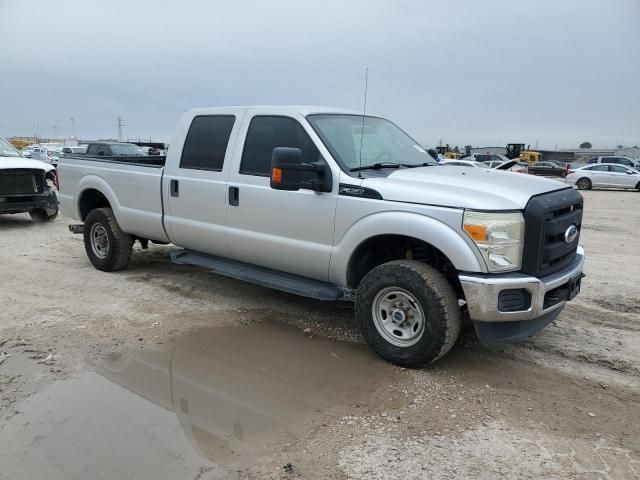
[463,224,487,242]
[271,167,282,184]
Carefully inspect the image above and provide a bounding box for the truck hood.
[363,166,568,210]
[0,157,55,172]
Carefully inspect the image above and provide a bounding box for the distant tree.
[579,142,592,149]
[617,144,624,149]
[452,146,460,153]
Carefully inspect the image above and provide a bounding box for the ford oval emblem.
[564,225,578,244]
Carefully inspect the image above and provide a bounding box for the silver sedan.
[566,163,640,191]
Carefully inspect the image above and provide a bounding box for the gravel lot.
[0,189,638,479]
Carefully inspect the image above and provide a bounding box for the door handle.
[170,179,179,197]
[229,186,239,206]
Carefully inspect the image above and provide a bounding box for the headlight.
[463,211,524,272]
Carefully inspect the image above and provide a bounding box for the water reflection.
[97,320,396,465]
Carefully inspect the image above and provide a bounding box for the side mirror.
[270,147,332,193]
[627,170,635,175]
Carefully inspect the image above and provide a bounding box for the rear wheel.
[29,209,58,222]
[356,260,461,367]
[576,177,592,190]
[559,171,567,178]
[636,182,640,192]
[83,208,133,271]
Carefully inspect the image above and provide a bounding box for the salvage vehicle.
[58,106,585,367]
[0,136,59,222]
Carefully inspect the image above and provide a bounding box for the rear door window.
[180,115,236,171]
[240,116,320,176]
[610,165,628,173]
[588,165,609,172]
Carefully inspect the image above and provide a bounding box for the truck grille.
[0,169,45,196]
[521,188,583,277]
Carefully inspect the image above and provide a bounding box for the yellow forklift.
[436,145,463,160]
[505,143,541,164]
[519,151,542,164]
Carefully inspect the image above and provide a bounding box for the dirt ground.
[0,189,639,479]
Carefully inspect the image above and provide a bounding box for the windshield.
[0,138,23,157]
[307,114,436,171]
[111,144,145,155]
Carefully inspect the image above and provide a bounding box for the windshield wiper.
[350,162,402,172]
[403,162,437,168]
[350,162,438,172]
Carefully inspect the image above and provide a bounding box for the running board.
[170,250,352,301]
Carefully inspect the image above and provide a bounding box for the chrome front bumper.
[459,246,585,323]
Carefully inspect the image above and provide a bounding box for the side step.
[170,250,352,301]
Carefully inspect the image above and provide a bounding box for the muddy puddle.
[0,321,398,479]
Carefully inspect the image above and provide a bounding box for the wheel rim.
[578,179,589,189]
[90,223,110,259]
[371,287,426,347]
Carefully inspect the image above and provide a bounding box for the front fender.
[329,211,486,286]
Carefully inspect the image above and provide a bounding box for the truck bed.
[58,155,169,242]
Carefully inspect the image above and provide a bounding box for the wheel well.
[346,235,463,296]
[79,189,111,220]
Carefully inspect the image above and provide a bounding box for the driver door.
[225,113,339,281]
[609,165,637,188]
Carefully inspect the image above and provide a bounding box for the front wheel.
[356,260,461,367]
[560,171,567,178]
[83,208,133,271]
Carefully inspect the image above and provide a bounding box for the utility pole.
[117,117,124,141]
[70,118,76,138]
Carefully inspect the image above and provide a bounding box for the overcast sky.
[1,0,638,148]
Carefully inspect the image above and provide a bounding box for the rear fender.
[76,175,121,220]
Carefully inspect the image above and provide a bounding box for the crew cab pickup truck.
[58,106,585,366]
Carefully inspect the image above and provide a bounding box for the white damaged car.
[0,137,59,222]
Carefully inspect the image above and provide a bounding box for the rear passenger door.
[163,112,244,257]
[588,165,611,187]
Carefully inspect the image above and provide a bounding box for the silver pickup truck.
[58,106,585,366]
